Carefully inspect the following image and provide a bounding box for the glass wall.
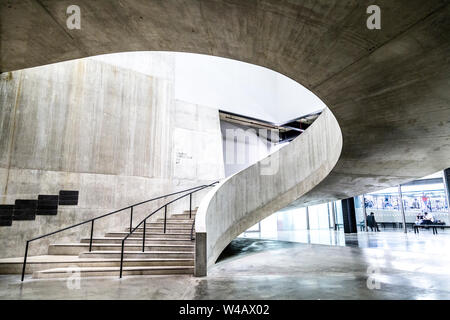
[361,172,449,225]
[243,202,334,236]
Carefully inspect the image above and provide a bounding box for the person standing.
[368,212,380,232]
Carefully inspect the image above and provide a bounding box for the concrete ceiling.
[1,0,450,204]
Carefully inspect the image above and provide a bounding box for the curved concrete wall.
[195,108,342,274]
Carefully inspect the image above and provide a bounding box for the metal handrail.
[20,184,213,281]
[119,181,219,278]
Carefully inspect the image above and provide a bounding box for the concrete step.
[80,237,193,245]
[145,221,193,227]
[48,243,194,255]
[0,255,194,274]
[79,250,194,259]
[171,213,196,219]
[156,218,194,223]
[33,265,194,279]
[105,232,192,239]
[126,227,192,233]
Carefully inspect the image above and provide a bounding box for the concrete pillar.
[305,206,310,230]
[194,232,207,277]
[362,194,368,232]
[331,202,337,230]
[444,169,450,214]
[398,185,407,233]
[341,198,357,234]
[327,203,331,229]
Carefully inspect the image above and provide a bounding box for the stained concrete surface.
[2,232,450,300]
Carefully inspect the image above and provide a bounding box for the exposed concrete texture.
[0,57,224,258]
[1,0,449,194]
[196,108,342,271]
[1,0,450,268]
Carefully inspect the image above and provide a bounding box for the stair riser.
[33,267,194,279]
[0,259,194,274]
[49,245,193,255]
[79,252,194,259]
[80,239,193,245]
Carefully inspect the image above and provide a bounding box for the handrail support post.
[89,220,94,252]
[120,239,125,278]
[190,193,192,219]
[130,206,133,232]
[142,220,146,252]
[164,205,167,233]
[21,241,29,282]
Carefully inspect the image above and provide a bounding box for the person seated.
[416,213,424,225]
[423,212,434,224]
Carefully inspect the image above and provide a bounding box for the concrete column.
[362,194,368,232]
[331,202,337,230]
[444,169,450,214]
[194,232,207,277]
[305,206,310,230]
[327,203,331,229]
[341,198,357,234]
[398,185,407,233]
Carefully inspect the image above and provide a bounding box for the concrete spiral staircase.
[0,209,197,279]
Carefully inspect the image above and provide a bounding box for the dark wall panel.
[37,195,59,215]
[0,205,14,226]
[59,190,79,206]
[13,200,37,221]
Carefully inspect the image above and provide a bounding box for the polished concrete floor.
[1,230,450,299]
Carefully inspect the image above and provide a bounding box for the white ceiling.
[92,51,326,124]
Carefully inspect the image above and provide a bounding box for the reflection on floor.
[1,230,450,299]
[240,228,450,255]
[216,238,300,263]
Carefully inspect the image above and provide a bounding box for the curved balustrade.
[194,108,342,275]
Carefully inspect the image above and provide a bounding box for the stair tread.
[108,231,191,235]
[51,243,194,247]
[36,265,193,273]
[81,237,192,241]
[156,220,193,223]
[0,255,193,264]
[151,221,193,223]
[82,250,193,254]
[132,226,192,229]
